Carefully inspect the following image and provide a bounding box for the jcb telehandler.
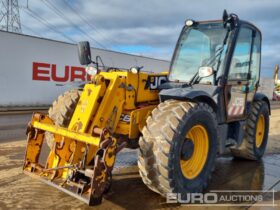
[23,11,270,205]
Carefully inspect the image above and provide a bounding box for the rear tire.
[45,89,81,148]
[138,100,218,196]
[231,100,269,160]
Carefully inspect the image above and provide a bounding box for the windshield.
[169,22,230,84]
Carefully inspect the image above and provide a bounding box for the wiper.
[188,28,230,86]
[187,72,198,86]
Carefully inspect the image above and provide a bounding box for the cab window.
[249,32,261,87]
[228,27,253,81]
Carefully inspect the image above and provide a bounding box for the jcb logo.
[120,114,130,122]
[145,76,167,90]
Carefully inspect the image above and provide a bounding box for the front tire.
[45,89,81,148]
[138,100,218,196]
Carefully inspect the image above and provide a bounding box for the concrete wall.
[0,30,170,108]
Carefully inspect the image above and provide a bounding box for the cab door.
[225,26,258,121]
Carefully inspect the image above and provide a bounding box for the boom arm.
[23,70,167,205]
[23,73,128,205]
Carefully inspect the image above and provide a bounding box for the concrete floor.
[0,108,279,209]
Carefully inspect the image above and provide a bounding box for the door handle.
[227,91,231,101]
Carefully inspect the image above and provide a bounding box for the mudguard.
[254,92,271,114]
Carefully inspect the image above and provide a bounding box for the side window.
[250,32,261,87]
[228,27,253,80]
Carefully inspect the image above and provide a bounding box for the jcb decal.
[145,76,167,90]
[120,114,130,122]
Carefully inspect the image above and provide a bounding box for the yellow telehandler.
[23,11,270,205]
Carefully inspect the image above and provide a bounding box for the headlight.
[130,67,139,74]
[86,66,98,75]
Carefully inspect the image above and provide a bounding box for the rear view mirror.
[198,66,214,78]
[77,41,92,65]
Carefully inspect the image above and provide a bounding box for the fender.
[159,88,218,112]
[254,92,271,114]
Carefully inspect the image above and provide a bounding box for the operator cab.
[160,10,262,123]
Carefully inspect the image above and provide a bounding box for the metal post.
[0,0,22,33]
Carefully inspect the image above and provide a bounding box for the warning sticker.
[228,97,245,116]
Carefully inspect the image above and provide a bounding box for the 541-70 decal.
[144,75,168,90]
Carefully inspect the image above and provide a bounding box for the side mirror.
[198,66,214,78]
[77,41,92,65]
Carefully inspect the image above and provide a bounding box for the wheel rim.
[256,114,265,148]
[180,125,209,179]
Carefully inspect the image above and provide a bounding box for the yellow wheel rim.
[256,114,265,148]
[180,125,209,179]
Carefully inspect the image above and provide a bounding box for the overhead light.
[185,20,194,26]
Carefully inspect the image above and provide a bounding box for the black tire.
[231,101,269,160]
[45,89,81,148]
[138,100,218,196]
